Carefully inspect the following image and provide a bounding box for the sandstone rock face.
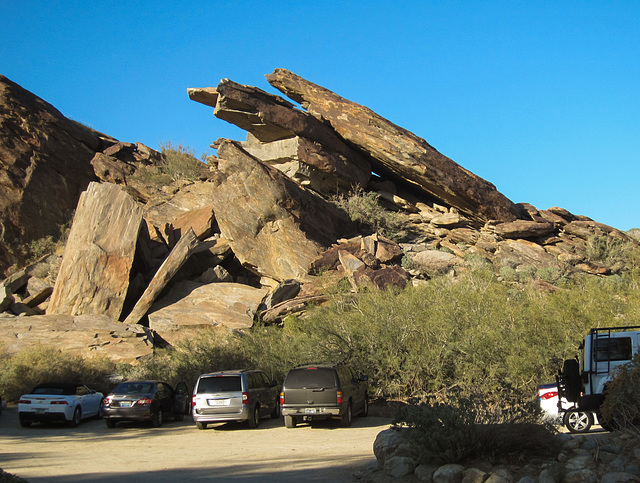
[147,280,268,345]
[266,69,522,225]
[47,182,147,320]
[211,139,354,281]
[0,313,153,363]
[0,75,113,275]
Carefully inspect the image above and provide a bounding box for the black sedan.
[102,380,189,428]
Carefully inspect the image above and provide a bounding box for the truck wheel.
[284,415,296,428]
[340,402,353,427]
[564,410,593,433]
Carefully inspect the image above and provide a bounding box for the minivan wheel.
[248,405,260,429]
[284,415,296,428]
[341,402,353,427]
[196,421,207,430]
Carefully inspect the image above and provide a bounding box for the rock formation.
[0,70,638,362]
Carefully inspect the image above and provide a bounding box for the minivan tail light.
[242,392,249,404]
[337,391,343,405]
[192,395,197,407]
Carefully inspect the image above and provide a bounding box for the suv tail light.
[280,392,284,405]
[337,391,343,405]
[539,391,558,400]
[242,392,249,405]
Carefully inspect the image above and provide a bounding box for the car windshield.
[285,368,336,389]
[197,376,241,393]
[113,382,155,395]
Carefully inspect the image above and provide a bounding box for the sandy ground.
[0,406,391,482]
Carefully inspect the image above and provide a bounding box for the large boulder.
[210,139,355,281]
[0,75,114,275]
[147,280,268,345]
[266,69,522,225]
[47,182,149,320]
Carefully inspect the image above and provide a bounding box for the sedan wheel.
[564,410,593,433]
[152,410,163,428]
[69,407,82,428]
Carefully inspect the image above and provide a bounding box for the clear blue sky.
[1,1,638,230]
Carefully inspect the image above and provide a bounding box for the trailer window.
[594,337,632,362]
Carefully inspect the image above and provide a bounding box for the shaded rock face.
[0,75,114,275]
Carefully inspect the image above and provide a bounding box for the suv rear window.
[285,368,336,389]
[197,376,242,393]
[595,337,633,362]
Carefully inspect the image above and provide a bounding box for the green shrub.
[600,351,640,429]
[130,142,207,186]
[392,395,558,464]
[330,188,406,241]
[0,345,116,402]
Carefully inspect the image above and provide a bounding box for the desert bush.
[330,188,406,241]
[0,345,116,402]
[599,351,640,429]
[130,142,207,186]
[392,395,558,464]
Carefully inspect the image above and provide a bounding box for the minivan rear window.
[197,376,242,393]
[285,368,336,389]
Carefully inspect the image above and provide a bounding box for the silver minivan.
[192,370,280,429]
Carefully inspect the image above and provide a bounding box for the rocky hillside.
[0,70,637,363]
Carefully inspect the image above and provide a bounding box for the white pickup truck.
[18,382,104,427]
[556,326,640,431]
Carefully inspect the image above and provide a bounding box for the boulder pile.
[0,70,637,362]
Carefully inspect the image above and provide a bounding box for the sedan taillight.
[50,401,68,405]
[539,391,558,400]
[103,397,112,407]
[18,399,31,404]
[137,398,153,406]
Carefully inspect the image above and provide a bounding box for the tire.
[361,394,369,417]
[105,419,117,428]
[271,399,281,419]
[340,402,353,427]
[248,405,260,429]
[284,415,296,428]
[564,410,593,433]
[69,407,82,428]
[561,359,581,402]
[152,409,163,428]
[196,421,207,430]
[19,417,32,428]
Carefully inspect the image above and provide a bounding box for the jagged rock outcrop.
[265,68,523,225]
[47,182,149,320]
[0,74,115,275]
[187,80,371,196]
[211,139,355,282]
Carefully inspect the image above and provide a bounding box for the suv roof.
[198,369,260,377]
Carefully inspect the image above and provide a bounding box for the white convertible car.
[18,383,104,427]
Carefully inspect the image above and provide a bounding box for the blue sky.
[1,1,638,230]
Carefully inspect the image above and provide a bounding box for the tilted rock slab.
[211,140,355,281]
[0,75,113,275]
[266,69,522,225]
[188,80,371,195]
[0,313,153,364]
[147,280,268,345]
[47,182,147,320]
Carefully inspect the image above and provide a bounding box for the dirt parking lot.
[0,406,391,482]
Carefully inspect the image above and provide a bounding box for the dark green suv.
[280,363,368,428]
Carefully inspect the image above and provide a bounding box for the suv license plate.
[305,408,317,414]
